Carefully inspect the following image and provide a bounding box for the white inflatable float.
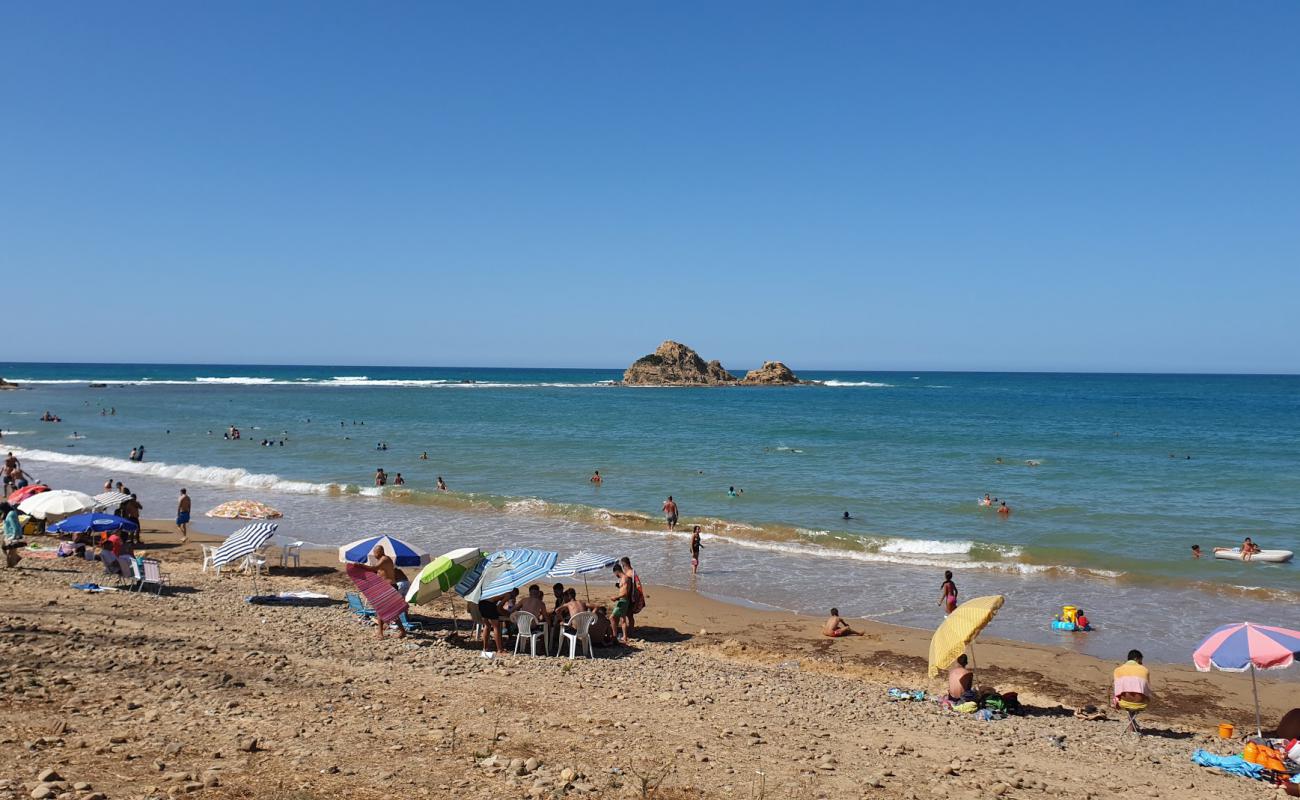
[1213,548,1294,563]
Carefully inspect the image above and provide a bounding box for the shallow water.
[4,363,1298,665]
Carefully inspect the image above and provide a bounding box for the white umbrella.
[19,489,96,521]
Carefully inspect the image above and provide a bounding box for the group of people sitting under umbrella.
[475,565,643,655]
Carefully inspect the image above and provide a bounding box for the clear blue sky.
[3,3,1297,372]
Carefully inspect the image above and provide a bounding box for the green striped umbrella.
[405,547,485,606]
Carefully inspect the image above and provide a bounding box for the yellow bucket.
[1061,605,1078,625]
[1217,723,1234,739]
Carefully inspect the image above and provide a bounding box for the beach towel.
[245,591,334,606]
[70,582,117,593]
[888,688,927,701]
[345,563,408,624]
[1191,749,1264,779]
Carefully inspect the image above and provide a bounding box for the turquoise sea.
[3,363,1297,664]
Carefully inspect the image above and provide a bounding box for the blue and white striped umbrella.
[337,535,430,568]
[456,548,558,603]
[549,551,618,578]
[212,522,278,568]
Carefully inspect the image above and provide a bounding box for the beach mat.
[245,591,336,606]
[345,564,408,623]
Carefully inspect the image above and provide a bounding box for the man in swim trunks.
[823,608,864,637]
[176,488,191,543]
[663,496,678,531]
[610,564,633,643]
[947,654,975,702]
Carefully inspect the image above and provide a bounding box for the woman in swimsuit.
[690,525,702,574]
[939,570,958,615]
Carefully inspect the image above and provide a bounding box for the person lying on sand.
[823,608,864,638]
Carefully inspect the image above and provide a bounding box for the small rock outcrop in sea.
[740,361,801,385]
[622,342,806,386]
[623,341,737,385]
[0,378,17,390]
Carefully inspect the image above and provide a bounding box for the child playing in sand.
[823,608,864,638]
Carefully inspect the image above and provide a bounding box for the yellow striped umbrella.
[205,500,283,520]
[928,595,1005,677]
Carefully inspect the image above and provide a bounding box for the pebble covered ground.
[0,540,1283,800]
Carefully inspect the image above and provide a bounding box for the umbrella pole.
[968,641,977,672]
[1250,663,1262,738]
[583,575,591,604]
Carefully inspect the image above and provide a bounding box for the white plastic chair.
[510,611,546,656]
[136,559,170,595]
[200,545,219,573]
[280,541,304,569]
[561,611,596,659]
[241,554,268,575]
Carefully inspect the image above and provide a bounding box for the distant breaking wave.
[9,446,1070,580]
[820,380,893,388]
[11,376,621,389]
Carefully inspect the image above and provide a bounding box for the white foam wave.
[11,447,342,496]
[1,430,32,435]
[194,377,278,385]
[821,380,893,388]
[10,377,616,389]
[505,498,548,515]
[879,538,974,556]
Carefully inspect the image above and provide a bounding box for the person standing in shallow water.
[690,525,703,574]
[176,488,191,543]
[663,495,679,531]
[939,570,958,615]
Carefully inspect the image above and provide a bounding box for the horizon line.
[0,359,1296,378]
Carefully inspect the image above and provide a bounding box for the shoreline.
[11,445,1296,611]
[101,520,1300,705]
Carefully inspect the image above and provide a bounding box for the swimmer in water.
[727,486,737,497]
[998,501,1011,515]
[1191,544,1201,559]
[419,452,429,460]
[843,511,852,520]
[590,470,602,485]
[980,493,992,507]
[436,476,447,491]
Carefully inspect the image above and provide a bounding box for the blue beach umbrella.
[48,513,139,535]
[549,551,619,601]
[338,535,430,568]
[456,548,559,603]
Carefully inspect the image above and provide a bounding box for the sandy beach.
[0,521,1293,800]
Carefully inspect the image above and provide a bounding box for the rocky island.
[621,341,806,386]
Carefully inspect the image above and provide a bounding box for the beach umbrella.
[211,522,278,568]
[549,551,619,602]
[93,491,131,509]
[928,595,1005,677]
[405,547,486,606]
[346,563,409,625]
[1193,622,1300,737]
[19,489,96,521]
[338,535,431,568]
[456,548,558,603]
[212,521,278,596]
[7,484,49,504]
[206,500,283,520]
[48,513,139,536]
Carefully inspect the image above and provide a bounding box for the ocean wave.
[13,445,1127,586]
[11,447,345,496]
[12,376,617,389]
[820,380,893,388]
[878,538,975,556]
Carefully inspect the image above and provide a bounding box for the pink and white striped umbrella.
[1192,622,1300,736]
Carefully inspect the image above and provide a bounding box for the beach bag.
[631,574,646,613]
[982,693,1005,712]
